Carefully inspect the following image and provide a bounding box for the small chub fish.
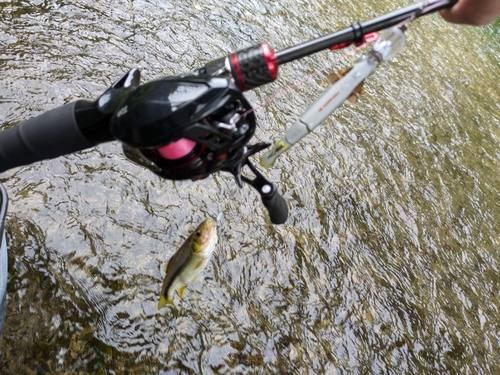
[158,219,218,309]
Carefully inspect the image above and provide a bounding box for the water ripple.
[2,0,500,373]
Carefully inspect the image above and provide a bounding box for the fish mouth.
[193,219,217,252]
[201,220,217,243]
[204,219,216,232]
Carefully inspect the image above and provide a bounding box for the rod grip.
[0,102,95,172]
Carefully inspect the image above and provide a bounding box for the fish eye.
[195,231,201,237]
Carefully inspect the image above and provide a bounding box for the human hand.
[440,0,500,25]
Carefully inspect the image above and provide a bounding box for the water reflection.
[1,0,500,373]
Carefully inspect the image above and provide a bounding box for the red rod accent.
[261,42,278,80]
[231,53,246,91]
[331,32,379,50]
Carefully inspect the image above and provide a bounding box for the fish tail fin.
[158,296,173,310]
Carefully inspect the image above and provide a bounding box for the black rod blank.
[275,0,457,65]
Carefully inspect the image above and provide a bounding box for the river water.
[1,0,499,373]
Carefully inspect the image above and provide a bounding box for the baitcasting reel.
[110,75,256,181]
[105,68,288,224]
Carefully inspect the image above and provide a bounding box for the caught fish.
[158,219,218,309]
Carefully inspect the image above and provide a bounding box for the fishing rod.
[0,0,456,225]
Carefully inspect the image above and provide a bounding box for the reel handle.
[261,186,289,225]
[239,152,289,224]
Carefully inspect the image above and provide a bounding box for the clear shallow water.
[1,0,499,373]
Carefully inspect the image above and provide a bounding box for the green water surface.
[1,0,499,373]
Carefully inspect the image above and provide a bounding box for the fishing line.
[236,0,445,124]
[422,0,450,14]
[234,38,379,123]
[394,0,448,26]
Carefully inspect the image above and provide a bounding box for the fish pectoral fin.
[177,285,187,298]
[158,296,173,310]
[194,260,204,270]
